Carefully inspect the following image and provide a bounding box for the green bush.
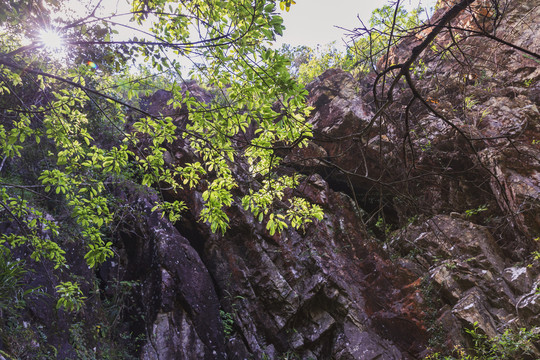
[426,323,540,360]
[0,246,35,315]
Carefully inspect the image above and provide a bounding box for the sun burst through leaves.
[39,28,64,50]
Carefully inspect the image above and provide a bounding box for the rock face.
[119,0,540,358]
[3,0,539,359]
[107,185,227,360]
[185,177,428,359]
[392,215,539,352]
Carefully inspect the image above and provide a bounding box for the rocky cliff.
[2,0,539,359]
[122,1,539,358]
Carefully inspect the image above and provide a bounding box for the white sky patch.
[61,0,438,49]
[274,0,438,49]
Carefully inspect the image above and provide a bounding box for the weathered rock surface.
[106,185,227,360]
[125,1,540,357]
[392,215,540,351]
[176,175,428,359]
[286,68,386,191]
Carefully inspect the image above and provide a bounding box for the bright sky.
[59,0,438,48]
[275,0,438,49]
[44,0,438,66]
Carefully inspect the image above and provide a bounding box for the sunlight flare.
[39,28,64,50]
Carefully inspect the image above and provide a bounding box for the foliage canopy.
[0,0,322,308]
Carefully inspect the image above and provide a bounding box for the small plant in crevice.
[220,310,235,339]
[529,237,540,265]
[443,260,457,270]
[220,292,245,339]
[407,215,420,226]
[523,78,533,87]
[464,204,488,218]
[375,216,392,237]
[55,281,87,313]
[418,275,450,355]
[409,128,432,152]
[464,95,478,111]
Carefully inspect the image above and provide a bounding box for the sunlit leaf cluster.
[0,0,324,308]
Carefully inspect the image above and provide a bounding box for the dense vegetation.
[0,0,327,357]
[0,0,326,311]
[1,0,426,312]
